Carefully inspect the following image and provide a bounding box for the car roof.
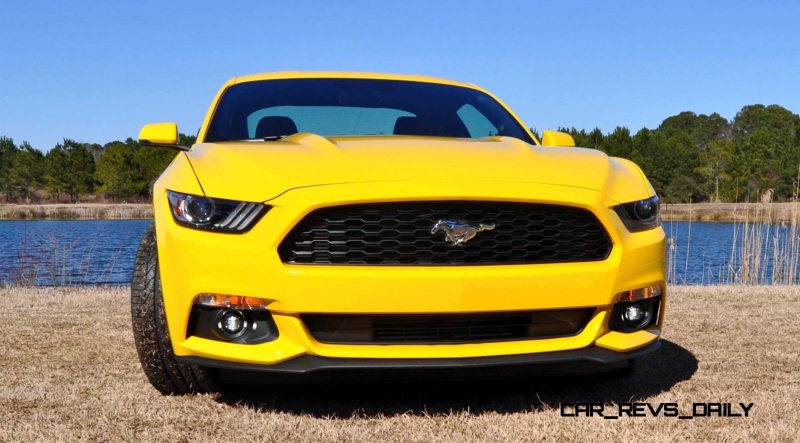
[226,71,483,91]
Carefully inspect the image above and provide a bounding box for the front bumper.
[178,341,661,384]
[154,180,666,368]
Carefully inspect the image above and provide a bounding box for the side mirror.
[541,130,576,147]
[139,122,189,151]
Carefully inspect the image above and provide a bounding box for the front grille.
[302,309,595,344]
[278,202,612,265]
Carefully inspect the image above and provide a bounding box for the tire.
[130,224,218,395]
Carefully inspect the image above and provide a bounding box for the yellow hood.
[184,133,653,204]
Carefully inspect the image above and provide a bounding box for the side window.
[457,104,498,138]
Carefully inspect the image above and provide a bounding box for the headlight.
[614,195,660,232]
[167,191,269,233]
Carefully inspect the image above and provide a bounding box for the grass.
[661,202,800,223]
[0,202,797,222]
[1,286,798,442]
[0,203,152,220]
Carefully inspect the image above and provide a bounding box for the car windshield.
[204,78,534,144]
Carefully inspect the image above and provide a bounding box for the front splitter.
[177,341,661,385]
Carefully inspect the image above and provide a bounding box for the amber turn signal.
[195,293,267,310]
[615,285,662,303]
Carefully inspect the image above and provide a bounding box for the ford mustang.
[131,71,666,394]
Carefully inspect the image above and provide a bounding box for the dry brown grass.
[661,202,799,223]
[1,286,798,442]
[0,204,152,220]
[1,202,797,223]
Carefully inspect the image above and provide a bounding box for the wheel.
[130,224,218,395]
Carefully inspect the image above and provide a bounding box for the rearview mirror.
[139,122,189,151]
[541,130,576,147]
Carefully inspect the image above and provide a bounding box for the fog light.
[622,302,651,328]
[609,292,661,333]
[217,309,247,339]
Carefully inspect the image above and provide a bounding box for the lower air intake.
[302,309,595,344]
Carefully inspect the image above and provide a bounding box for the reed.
[0,204,152,220]
[668,168,800,285]
[6,196,800,286]
[1,232,128,287]
[660,201,799,222]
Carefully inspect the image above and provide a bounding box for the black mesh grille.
[278,202,612,265]
[302,309,595,344]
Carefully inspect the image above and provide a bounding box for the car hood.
[184,133,653,203]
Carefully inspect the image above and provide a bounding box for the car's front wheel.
[130,224,218,395]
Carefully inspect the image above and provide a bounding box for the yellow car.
[131,71,666,394]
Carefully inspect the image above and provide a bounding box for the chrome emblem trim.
[431,219,496,247]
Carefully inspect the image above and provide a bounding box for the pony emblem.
[431,219,496,247]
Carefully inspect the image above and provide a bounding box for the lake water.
[0,220,150,285]
[0,219,796,285]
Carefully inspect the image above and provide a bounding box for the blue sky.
[1,0,798,150]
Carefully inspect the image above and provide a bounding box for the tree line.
[1,104,799,203]
[0,134,195,202]
[555,104,800,203]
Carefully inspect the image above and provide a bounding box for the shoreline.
[1,202,798,222]
[659,202,799,223]
[0,203,152,220]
